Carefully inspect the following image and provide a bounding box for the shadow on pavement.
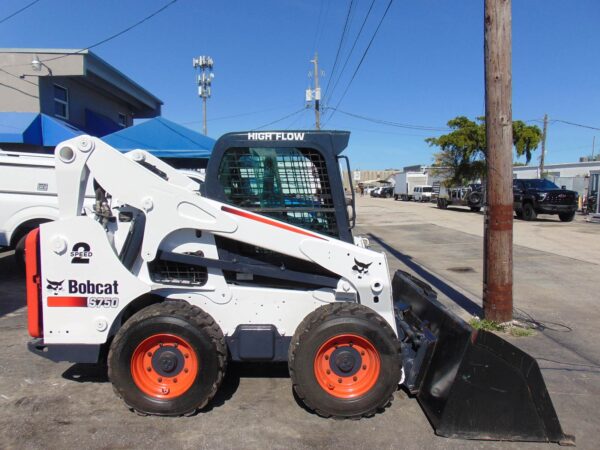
[367,233,482,316]
[0,249,26,318]
[61,361,290,412]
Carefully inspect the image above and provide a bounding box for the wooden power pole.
[311,53,321,130]
[483,0,513,323]
[539,113,548,176]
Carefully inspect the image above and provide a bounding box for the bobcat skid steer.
[25,132,572,444]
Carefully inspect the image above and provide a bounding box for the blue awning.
[102,117,214,158]
[0,112,84,146]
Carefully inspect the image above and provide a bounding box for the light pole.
[193,56,214,136]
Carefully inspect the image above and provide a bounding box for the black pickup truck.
[513,178,578,222]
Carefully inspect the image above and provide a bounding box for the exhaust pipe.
[393,270,574,445]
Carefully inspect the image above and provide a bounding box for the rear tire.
[14,233,27,273]
[289,303,401,419]
[470,206,481,212]
[108,301,227,416]
[559,211,575,222]
[522,203,537,221]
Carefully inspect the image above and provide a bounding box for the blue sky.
[1,0,599,169]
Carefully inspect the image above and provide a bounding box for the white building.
[512,161,600,179]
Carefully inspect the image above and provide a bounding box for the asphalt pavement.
[0,197,598,449]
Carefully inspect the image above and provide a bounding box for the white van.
[413,185,434,202]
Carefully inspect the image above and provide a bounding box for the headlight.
[536,192,548,201]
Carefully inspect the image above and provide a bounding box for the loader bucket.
[392,270,574,445]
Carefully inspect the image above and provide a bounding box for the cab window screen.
[218,147,338,237]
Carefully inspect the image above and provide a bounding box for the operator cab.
[203,131,355,243]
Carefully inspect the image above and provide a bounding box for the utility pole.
[483,0,513,323]
[193,56,214,135]
[539,113,548,177]
[306,52,322,130]
[592,136,595,160]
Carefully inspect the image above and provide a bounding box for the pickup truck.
[0,150,204,269]
[513,178,578,222]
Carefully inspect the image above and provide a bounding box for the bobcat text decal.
[46,279,119,308]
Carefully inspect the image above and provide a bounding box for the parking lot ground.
[1,198,599,449]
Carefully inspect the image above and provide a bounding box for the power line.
[252,108,307,131]
[182,105,296,125]
[552,119,600,131]
[325,107,449,131]
[322,0,355,102]
[2,0,178,68]
[326,0,395,124]
[0,0,42,26]
[324,0,376,109]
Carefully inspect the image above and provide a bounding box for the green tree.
[426,116,542,187]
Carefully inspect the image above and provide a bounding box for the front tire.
[522,203,537,221]
[559,211,575,222]
[470,206,481,212]
[289,303,401,419]
[108,301,227,416]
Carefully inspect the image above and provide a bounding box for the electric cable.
[251,107,307,131]
[322,0,355,102]
[0,0,42,26]
[325,0,395,123]
[1,0,178,68]
[324,0,376,111]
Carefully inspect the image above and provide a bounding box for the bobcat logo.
[46,279,64,295]
[352,259,372,274]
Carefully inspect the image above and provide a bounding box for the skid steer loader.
[25,131,572,444]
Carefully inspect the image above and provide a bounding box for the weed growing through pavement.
[469,317,536,337]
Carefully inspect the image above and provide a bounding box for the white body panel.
[38,136,398,346]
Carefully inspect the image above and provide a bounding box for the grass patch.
[469,318,505,332]
[469,317,536,337]
[508,326,536,337]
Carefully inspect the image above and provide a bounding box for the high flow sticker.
[247,132,305,141]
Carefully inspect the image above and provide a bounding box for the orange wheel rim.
[131,333,198,399]
[314,334,380,399]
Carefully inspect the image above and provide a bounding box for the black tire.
[14,233,27,273]
[108,301,227,416]
[470,206,481,212]
[467,191,482,207]
[522,202,537,221]
[559,211,575,222]
[515,210,523,219]
[394,194,398,201]
[289,303,401,419]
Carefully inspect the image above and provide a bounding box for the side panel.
[39,218,150,344]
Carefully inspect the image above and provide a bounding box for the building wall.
[0,52,85,113]
[513,161,600,179]
[38,77,132,131]
[341,169,399,191]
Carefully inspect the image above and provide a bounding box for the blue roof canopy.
[102,117,214,158]
[0,112,83,146]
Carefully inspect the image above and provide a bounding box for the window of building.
[53,84,69,119]
[118,113,128,128]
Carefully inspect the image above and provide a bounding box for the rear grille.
[149,259,208,286]
[545,192,575,205]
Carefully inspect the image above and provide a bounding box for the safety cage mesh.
[218,147,338,237]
